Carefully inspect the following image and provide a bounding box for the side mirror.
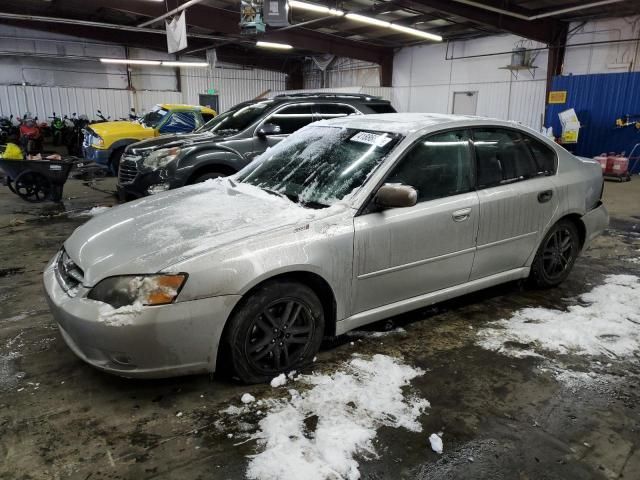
[374,184,418,209]
[257,123,282,138]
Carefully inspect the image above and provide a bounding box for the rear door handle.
[538,190,553,203]
[452,208,472,222]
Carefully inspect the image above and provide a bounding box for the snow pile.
[477,275,640,359]
[73,206,111,217]
[241,393,256,404]
[270,373,287,388]
[245,354,428,480]
[429,433,443,454]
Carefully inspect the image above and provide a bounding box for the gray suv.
[117,93,395,199]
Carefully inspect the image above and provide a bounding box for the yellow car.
[82,104,216,173]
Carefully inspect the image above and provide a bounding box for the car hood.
[129,131,222,153]
[90,121,152,138]
[65,180,339,286]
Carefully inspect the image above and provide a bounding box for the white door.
[452,91,478,115]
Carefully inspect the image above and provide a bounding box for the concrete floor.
[0,175,639,479]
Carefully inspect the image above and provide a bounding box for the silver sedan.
[43,113,609,381]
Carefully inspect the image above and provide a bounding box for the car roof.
[316,112,511,134]
[159,104,216,114]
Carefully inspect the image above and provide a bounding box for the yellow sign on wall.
[549,91,567,104]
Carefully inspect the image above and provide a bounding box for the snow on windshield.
[238,126,401,207]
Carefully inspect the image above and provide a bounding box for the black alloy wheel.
[222,281,325,384]
[530,219,579,288]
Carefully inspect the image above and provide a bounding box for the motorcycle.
[0,115,13,143]
[65,113,90,156]
[93,109,110,123]
[49,112,66,146]
[19,113,44,155]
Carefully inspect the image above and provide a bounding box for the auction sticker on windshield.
[350,131,393,147]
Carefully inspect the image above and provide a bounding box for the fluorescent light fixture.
[100,58,161,65]
[161,61,209,67]
[345,13,390,28]
[289,0,344,16]
[256,41,293,49]
[343,12,442,42]
[390,24,443,42]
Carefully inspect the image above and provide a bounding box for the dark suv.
[116,93,396,198]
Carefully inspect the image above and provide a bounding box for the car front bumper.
[43,260,241,378]
[581,201,609,250]
[82,145,111,166]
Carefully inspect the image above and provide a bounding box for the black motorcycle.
[65,113,91,156]
[0,115,13,143]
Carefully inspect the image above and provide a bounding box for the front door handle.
[538,190,553,203]
[452,208,472,222]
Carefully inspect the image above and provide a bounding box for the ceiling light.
[390,24,442,42]
[345,13,390,28]
[256,41,293,49]
[100,58,161,65]
[161,61,209,67]
[289,0,344,16]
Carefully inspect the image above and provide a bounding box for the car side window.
[313,104,359,120]
[265,104,315,135]
[472,127,539,188]
[160,112,197,133]
[522,134,557,175]
[385,129,473,203]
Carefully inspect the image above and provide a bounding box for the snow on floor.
[477,274,640,361]
[229,354,429,480]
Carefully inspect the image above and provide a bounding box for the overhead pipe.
[449,0,626,21]
[444,37,640,61]
[0,12,239,43]
[138,0,208,28]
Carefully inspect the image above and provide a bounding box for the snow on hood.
[65,179,339,286]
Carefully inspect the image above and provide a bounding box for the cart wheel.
[6,177,16,193]
[14,171,51,202]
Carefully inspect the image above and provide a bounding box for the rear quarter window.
[367,103,396,113]
[522,134,558,175]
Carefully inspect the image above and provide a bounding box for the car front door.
[470,127,559,280]
[352,129,479,314]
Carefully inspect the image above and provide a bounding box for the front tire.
[222,281,325,384]
[529,220,580,288]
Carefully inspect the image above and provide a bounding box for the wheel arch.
[558,213,587,250]
[186,162,237,184]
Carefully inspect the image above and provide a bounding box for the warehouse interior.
[1,1,640,479]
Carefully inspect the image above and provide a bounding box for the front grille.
[82,129,93,148]
[118,157,140,184]
[55,250,84,294]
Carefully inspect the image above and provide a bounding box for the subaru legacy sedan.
[44,114,608,382]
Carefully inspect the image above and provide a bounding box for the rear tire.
[221,281,325,384]
[529,219,580,288]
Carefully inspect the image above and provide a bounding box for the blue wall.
[546,72,640,172]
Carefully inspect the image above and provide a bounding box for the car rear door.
[470,127,559,280]
[251,103,315,158]
[352,129,479,314]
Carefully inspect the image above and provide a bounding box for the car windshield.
[237,125,402,208]
[196,100,273,135]
[141,106,169,128]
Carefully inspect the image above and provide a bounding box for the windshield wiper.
[299,199,329,210]
[261,187,289,200]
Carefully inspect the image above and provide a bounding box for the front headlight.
[92,135,104,147]
[88,274,187,308]
[143,147,181,169]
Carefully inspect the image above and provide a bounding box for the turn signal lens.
[142,274,188,306]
